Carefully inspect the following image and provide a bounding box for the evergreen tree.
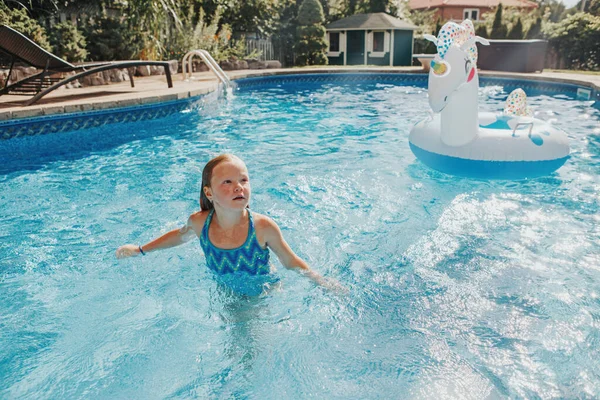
[271,0,299,67]
[345,0,361,15]
[507,17,523,39]
[475,23,488,38]
[85,17,141,61]
[589,0,600,15]
[295,0,328,66]
[364,0,390,13]
[0,5,52,50]
[490,3,508,39]
[426,19,442,53]
[49,21,88,62]
[525,17,542,39]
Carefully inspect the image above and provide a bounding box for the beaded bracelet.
[139,245,146,256]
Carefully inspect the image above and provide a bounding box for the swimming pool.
[1,73,599,398]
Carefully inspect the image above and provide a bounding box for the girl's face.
[204,159,251,210]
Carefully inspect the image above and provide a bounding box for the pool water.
[1,75,600,398]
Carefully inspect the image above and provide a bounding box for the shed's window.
[373,31,385,52]
[329,32,340,52]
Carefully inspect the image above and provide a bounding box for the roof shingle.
[326,13,418,30]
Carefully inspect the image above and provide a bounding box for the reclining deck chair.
[0,24,173,106]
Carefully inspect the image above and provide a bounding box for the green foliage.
[298,0,326,25]
[49,21,88,62]
[404,8,437,37]
[218,0,282,37]
[271,0,299,67]
[295,0,328,66]
[588,0,600,15]
[475,23,488,38]
[336,0,394,16]
[507,17,523,39]
[480,4,543,39]
[165,8,259,62]
[0,5,52,50]
[525,17,542,39]
[544,12,600,70]
[85,16,141,61]
[490,4,508,39]
[413,18,441,54]
[541,0,567,22]
[120,0,182,60]
[405,9,438,55]
[362,0,391,13]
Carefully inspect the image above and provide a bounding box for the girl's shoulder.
[188,210,210,231]
[251,212,279,232]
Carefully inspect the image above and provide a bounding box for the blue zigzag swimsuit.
[199,209,272,276]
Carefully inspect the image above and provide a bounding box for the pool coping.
[0,67,598,124]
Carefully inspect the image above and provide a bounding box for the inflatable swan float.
[409,20,569,179]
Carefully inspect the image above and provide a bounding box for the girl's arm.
[261,217,346,291]
[115,213,203,259]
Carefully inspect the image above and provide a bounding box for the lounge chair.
[0,24,173,106]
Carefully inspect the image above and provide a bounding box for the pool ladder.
[182,50,232,90]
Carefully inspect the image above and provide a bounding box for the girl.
[116,154,343,294]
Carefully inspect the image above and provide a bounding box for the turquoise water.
[1,75,600,398]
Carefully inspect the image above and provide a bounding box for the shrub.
[165,8,259,63]
[85,17,141,61]
[475,23,488,38]
[544,12,600,70]
[49,21,88,62]
[0,5,51,51]
[525,17,543,39]
[507,18,524,39]
[490,4,508,39]
[295,0,328,66]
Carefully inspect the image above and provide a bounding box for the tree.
[271,0,300,67]
[0,5,52,50]
[475,23,488,38]
[85,16,141,61]
[525,17,542,39]
[363,0,391,13]
[544,12,600,70]
[490,3,508,39]
[295,0,328,66]
[120,0,182,60]
[507,17,523,39]
[49,21,88,62]
[211,0,282,38]
[342,0,361,16]
[587,0,600,15]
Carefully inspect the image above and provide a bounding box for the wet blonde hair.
[200,154,246,211]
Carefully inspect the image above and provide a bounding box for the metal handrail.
[182,50,231,89]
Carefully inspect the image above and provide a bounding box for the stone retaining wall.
[0,59,282,90]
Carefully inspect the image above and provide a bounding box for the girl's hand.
[319,277,349,295]
[116,244,141,259]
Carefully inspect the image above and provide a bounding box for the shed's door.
[347,31,365,65]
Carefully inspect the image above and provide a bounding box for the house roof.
[325,13,418,31]
[409,0,538,9]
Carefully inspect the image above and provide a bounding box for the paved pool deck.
[0,66,598,121]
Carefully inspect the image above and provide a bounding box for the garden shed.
[325,13,417,66]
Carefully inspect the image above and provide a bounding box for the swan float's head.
[424,20,489,113]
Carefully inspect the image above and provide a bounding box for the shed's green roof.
[326,13,417,31]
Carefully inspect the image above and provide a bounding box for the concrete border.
[0,67,598,121]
